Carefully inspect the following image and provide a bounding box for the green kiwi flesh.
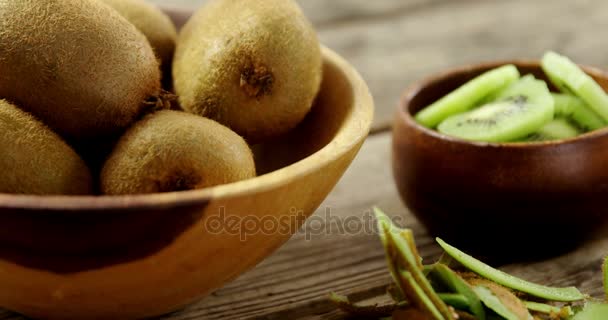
[0,0,161,140]
[437,78,554,142]
[173,0,322,143]
[542,51,608,123]
[0,100,92,195]
[101,110,256,195]
[415,65,520,128]
[552,93,606,131]
[526,118,582,141]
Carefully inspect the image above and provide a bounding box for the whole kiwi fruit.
[0,100,93,195]
[173,0,323,143]
[0,0,161,140]
[100,0,177,80]
[101,110,256,195]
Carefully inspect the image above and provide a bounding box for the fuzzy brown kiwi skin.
[0,100,93,195]
[100,0,177,88]
[0,0,161,141]
[173,0,323,143]
[101,110,256,195]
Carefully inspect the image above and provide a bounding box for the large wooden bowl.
[393,61,608,261]
[0,45,373,319]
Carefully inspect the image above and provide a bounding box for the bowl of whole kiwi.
[0,0,373,319]
[393,53,608,261]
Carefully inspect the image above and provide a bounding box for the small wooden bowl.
[0,46,373,319]
[393,61,608,260]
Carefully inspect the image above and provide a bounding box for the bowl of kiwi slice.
[393,52,608,260]
[0,0,373,319]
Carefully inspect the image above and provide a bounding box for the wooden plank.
[151,0,608,132]
[1,133,607,319]
[163,133,607,319]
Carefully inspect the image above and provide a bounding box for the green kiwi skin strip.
[552,93,606,131]
[424,253,454,276]
[430,264,486,320]
[524,301,573,318]
[374,207,407,297]
[436,238,585,302]
[375,208,406,297]
[328,292,403,317]
[571,303,608,320]
[437,293,469,310]
[374,208,453,320]
[399,270,447,320]
[471,285,522,320]
[375,208,445,319]
[402,230,425,270]
[415,64,520,128]
[389,231,455,320]
[542,51,608,123]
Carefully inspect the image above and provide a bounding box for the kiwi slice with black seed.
[437,78,554,142]
[481,74,536,105]
[552,93,606,131]
[526,118,582,141]
[542,51,608,123]
[415,65,520,128]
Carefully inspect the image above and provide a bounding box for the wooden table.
[3,0,608,319]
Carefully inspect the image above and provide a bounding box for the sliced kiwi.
[437,78,554,142]
[482,74,536,105]
[526,118,581,141]
[542,51,608,123]
[415,65,520,128]
[552,93,606,131]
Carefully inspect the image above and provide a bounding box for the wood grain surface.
[2,134,606,319]
[155,134,608,320]
[3,0,608,319]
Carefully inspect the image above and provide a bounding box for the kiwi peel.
[436,238,585,302]
[0,100,93,195]
[101,110,256,195]
[428,264,486,320]
[375,208,454,320]
[173,0,322,143]
[333,209,608,319]
[470,279,531,320]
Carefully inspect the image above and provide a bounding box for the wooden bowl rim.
[0,46,374,211]
[398,59,608,148]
